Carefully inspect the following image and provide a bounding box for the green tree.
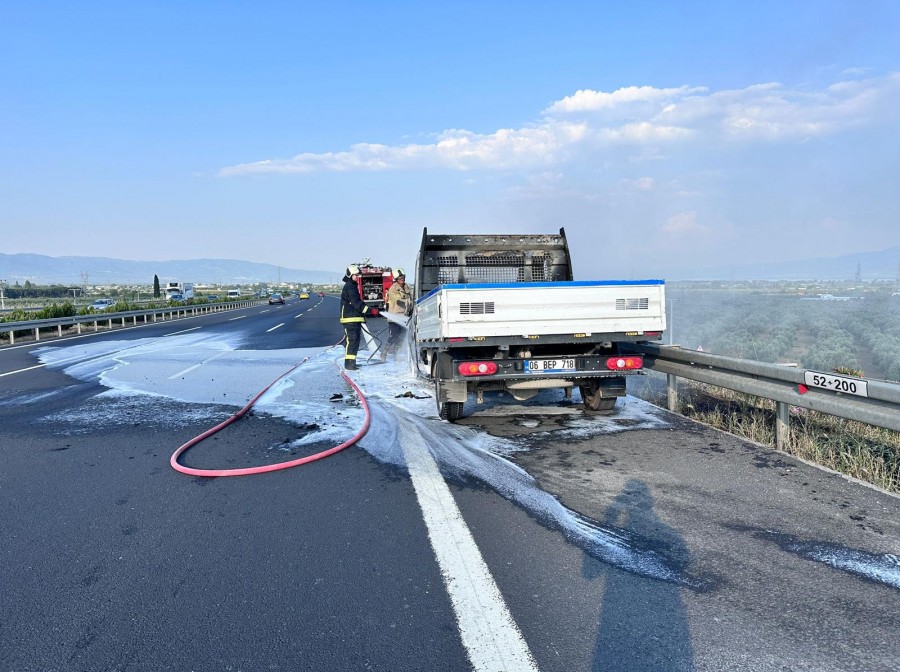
[153,274,161,298]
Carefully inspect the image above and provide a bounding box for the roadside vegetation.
[631,376,899,493]
[667,280,900,382]
[634,279,900,492]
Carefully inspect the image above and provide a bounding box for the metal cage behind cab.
[414,228,574,299]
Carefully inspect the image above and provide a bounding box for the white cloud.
[219,72,900,176]
[622,177,655,191]
[220,123,590,176]
[659,74,900,140]
[661,211,707,235]
[544,85,708,113]
[599,121,694,142]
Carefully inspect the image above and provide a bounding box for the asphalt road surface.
[1,297,898,671]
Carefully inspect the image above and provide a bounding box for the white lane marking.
[169,362,203,379]
[167,352,225,380]
[164,326,202,337]
[228,315,247,321]
[400,431,539,672]
[294,313,304,319]
[267,323,285,333]
[0,362,50,377]
[260,309,271,314]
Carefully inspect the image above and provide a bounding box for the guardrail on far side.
[0,300,263,345]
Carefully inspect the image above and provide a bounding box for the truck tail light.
[458,361,498,376]
[606,356,643,371]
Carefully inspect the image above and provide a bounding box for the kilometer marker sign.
[803,371,869,398]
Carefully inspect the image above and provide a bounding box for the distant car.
[299,292,310,300]
[207,294,219,301]
[90,299,115,310]
[169,294,185,304]
[269,293,285,305]
[318,292,325,297]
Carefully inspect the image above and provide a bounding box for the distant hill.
[667,245,900,281]
[0,254,341,286]
[3,245,898,285]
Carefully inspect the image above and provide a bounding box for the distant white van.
[227,289,241,299]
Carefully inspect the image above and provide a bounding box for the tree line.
[1,282,77,299]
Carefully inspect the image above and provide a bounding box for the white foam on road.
[808,548,900,589]
[27,334,696,585]
[14,334,897,610]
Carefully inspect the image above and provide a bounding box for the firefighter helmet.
[392,268,405,280]
[346,264,360,277]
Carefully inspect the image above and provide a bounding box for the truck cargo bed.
[415,279,666,342]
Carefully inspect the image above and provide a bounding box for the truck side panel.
[415,281,665,341]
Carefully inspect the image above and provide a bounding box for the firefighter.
[383,268,412,359]
[340,264,379,370]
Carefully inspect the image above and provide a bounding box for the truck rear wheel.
[434,367,465,421]
[579,384,617,413]
[438,399,464,421]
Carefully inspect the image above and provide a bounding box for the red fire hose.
[170,356,371,477]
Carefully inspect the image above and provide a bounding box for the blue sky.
[2,1,899,279]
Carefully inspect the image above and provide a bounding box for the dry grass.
[630,374,900,493]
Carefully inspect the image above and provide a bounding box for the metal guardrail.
[0,300,263,345]
[626,343,900,447]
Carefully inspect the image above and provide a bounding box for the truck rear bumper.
[447,354,644,383]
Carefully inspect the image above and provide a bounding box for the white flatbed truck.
[410,228,667,420]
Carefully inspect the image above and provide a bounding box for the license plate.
[803,371,869,398]
[525,358,576,373]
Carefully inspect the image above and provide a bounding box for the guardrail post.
[58,325,63,337]
[667,373,678,412]
[34,327,40,341]
[94,320,98,332]
[77,322,82,334]
[776,401,790,451]
[8,330,13,345]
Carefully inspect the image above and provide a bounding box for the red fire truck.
[354,261,393,309]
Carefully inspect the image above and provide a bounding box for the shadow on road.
[585,479,695,671]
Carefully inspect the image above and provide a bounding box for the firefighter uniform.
[340,265,377,370]
[384,268,413,357]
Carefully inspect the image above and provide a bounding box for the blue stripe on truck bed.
[417,279,665,303]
